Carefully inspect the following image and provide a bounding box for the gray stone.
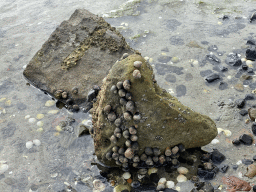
[23,9,135,109]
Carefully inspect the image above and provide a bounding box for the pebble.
[234,83,244,92]
[211,139,219,144]
[0,161,9,174]
[26,141,33,149]
[177,167,189,175]
[166,181,175,189]
[5,100,11,106]
[48,110,59,114]
[177,174,187,182]
[138,169,147,175]
[93,179,106,191]
[171,57,179,63]
[25,115,31,119]
[36,121,43,127]
[45,100,55,107]
[239,134,253,145]
[223,130,232,137]
[205,73,220,82]
[158,178,167,185]
[148,168,158,175]
[246,60,254,65]
[33,139,41,146]
[134,61,142,68]
[249,108,256,121]
[211,149,225,164]
[217,128,224,134]
[122,172,131,179]
[28,118,36,123]
[36,114,44,119]
[133,69,141,79]
[37,128,44,132]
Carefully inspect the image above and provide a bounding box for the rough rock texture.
[92,53,217,167]
[23,9,135,110]
[222,176,252,192]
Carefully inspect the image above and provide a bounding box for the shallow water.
[1,0,256,191]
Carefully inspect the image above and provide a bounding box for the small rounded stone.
[159,155,166,164]
[118,147,125,155]
[145,147,153,156]
[133,69,141,79]
[112,146,119,153]
[116,81,123,89]
[114,118,122,127]
[116,160,122,166]
[122,162,129,168]
[120,98,127,105]
[177,167,189,175]
[114,128,121,134]
[26,141,33,149]
[108,112,116,122]
[125,140,132,147]
[133,163,139,168]
[153,148,161,156]
[110,85,117,93]
[133,113,141,121]
[119,155,125,163]
[134,61,142,68]
[129,126,137,135]
[54,90,63,99]
[138,168,147,175]
[122,53,129,59]
[104,105,111,114]
[123,80,131,90]
[156,184,165,191]
[124,148,134,159]
[115,133,122,138]
[62,92,68,99]
[110,135,117,143]
[153,156,159,163]
[123,112,132,121]
[106,152,112,160]
[146,157,153,166]
[123,130,130,139]
[165,147,172,156]
[133,155,140,163]
[177,174,187,182]
[72,87,78,94]
[73,105,79,111]
[131,142,139,151]
[118,89,126,97]
[122,172,131,180]
[172,159,178,165]
[172,146,179,154]
[131,135,138,142]
[126,101,135,113]
[125,92,132,100]
[140,154,147,161]
[112,152,119,160]
[32,139,41,146]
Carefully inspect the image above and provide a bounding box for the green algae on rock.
[92,53,217,167]
[23,9,135,110]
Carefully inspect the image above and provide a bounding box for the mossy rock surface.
[92,54,217,167]
[23,9,135,109]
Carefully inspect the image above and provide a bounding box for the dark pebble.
[232,165,238,170]
[222,15,229,20]
[87,89,97,102]
[252,123,256,135]
[197,168,208,178]
[253,185,256,192]
[225,53,242,66]
[248,68,254,73]
[157,55,172,63]
[211,149,225,164]
[246,49,256,61]
[242,64,248,70]
[161,47,169,52]
[205,73,220,82]
[242,159,253,165]
[176,84,186,97]
[219,65,228,72]
[204,171,215,180]
[72,105,79,112]
[232,139,241,146]
[165,74,176,83]
[201,153,211,162]
[206,54,221,64]
[247,40,256,45]
[201,182,214,192]
[219,82,228,90]
[219,164,229,173]
[239,134,253,145]
[212,166,219,174]
[253,155,256,161]
[121,190,129,192]
[201,41,209,45]
[235,99,245,108]
[17,103,27,110]
[200,69,213,77]
[30,184,39,191]
[245,93,254,100]
[239,109,248,116]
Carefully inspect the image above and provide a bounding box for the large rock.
[23,9,135,111]
[92,53,217,167]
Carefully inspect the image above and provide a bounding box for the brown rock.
[222,176,251,192]
[234,83,244,92]
[245,163,256,178]
[248,108,256,121]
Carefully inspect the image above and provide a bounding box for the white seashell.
[28,118,36,123]
[48,110,59,114]
[37,121,44,127]
[25,115,30,119]
[148,167,158,175]
[177,167,189,175]
[122,172,131,180]
[45,100,55,107]
[166,180,175,188]
[0,162,9,174]
[93,179,106,191]
[217,128,224,134]
[223,129,232,137]
[26,141,33,149]
[158,177,167,185]
[211,139,219,144]
[177,174,187,182]
[33,139,41,146]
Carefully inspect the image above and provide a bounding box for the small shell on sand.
[26,141,33,149]
[177,174,187,182]
[177,167,189,175]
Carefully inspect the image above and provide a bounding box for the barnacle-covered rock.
[92,54,217,167]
